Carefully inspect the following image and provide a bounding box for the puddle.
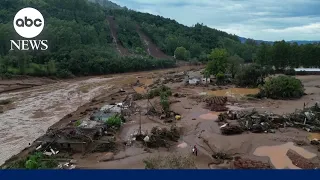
[177,142,188,148]
[207,88,260,97]
[253,142,316,169]
[139,78,153,86]
[199,112,219,120]
[133,87,147,94]
[308,133,320,141]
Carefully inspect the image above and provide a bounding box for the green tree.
[235,64,264,87]
[227,54,244,78]
[205,48,228,75]
[174,47,189,60]
[260,75,304,99]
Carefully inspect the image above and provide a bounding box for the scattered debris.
[97,152,114,162]
[220,125,243,135]
[135,126,180,148]
[286,150,319,169]
[218,103,320,134]
[204,96,228,112]
[232,157,272,169]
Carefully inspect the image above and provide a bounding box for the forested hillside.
[0,0,320,79]
[0,0,175,78]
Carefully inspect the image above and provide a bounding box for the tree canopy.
[0,0,319,78]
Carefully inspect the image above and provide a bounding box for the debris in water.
[254,142,317,169]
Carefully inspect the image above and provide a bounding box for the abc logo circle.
[13,7,44,39]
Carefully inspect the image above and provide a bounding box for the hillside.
[0,0,319,78]
[239,37,320,45]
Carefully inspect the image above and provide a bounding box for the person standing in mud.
[192,145,198,156]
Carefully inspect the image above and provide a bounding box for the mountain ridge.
[239,37,320,45]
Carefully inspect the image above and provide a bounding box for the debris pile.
[286,150,319,169]
[211,152,233,164]
[218,103,320,134]
[220,124,243,135]
[162,75,184,84]
[137,126,180,148]
[204,96,228,112]
[232,157,272,169]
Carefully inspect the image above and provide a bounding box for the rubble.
[218,103,320,134]
[220,124,243,135]
[204,96,228,112]
[135,126,180,148]
[286,150,319,169]
[232,157,272,169]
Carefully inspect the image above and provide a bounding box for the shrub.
[259,75,304,99]
[160,92,170,113]
[75,120,81,127]
[284,68,296,76]
[146,85,171,99]
[106,115,122,128]
[8,152,58,169]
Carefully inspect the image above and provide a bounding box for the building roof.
[294,68,320,72]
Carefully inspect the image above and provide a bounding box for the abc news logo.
[10,7,48,51]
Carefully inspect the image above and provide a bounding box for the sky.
[111,0,320,41]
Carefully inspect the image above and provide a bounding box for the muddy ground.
[1,68,320,169]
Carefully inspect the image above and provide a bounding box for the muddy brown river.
[0,77,114,165]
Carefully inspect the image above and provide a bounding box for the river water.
[0,77,113,165]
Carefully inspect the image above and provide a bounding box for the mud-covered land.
[1,67,320,169]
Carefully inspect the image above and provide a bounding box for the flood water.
[133,87,147,94]
[207,88,260,97]
[0,77,113,166]
[253,142,317,169]
[199,112,220,120]
[308,133,320,141]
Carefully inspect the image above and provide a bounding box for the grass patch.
[6,152,58,169]
[105,115,123,129]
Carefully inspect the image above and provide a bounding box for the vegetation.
[160,91,170,113]
[7,152,58,169]
[105,115,122,128]
[216,72,225,85]
[0,0,175,78]
[1,0,319,79]
[227,55,244,78]
[284,68,296,76]
[205,48,228,76]
[146,85,172,99]
[75,120,82,127]
[174,47,190,60]
[235,64,269,87]
[143,154,196,169]
[255,41,320,69]
[259,76,304,99]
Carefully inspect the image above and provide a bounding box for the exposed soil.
[2,70,320,169]
[106,16,130,56]
[136,25,171,59]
